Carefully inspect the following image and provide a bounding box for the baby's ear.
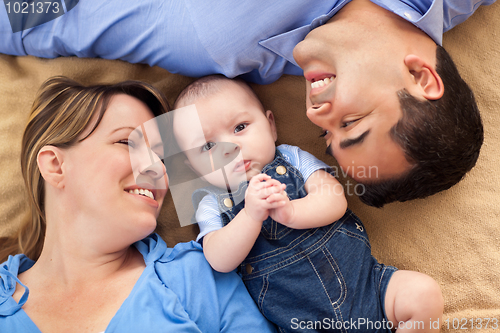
[37,146,65,188]
[266,110,278,142]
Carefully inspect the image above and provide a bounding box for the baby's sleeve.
[277,144,334,182]
[195,194,224,243]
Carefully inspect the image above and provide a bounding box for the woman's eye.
[201,142,216,152]
[119,139,135,148]
[153,151,165,161]
[234,123,247,133]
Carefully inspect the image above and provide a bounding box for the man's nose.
[292,39,311,70]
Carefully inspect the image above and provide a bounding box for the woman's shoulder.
[137,235,223,307]
[0,254,34,315]
[0,254,35,283]
[135,234,208,276]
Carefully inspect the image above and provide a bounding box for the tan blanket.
[1,2,499,330]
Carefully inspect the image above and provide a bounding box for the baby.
[173,75,443,332]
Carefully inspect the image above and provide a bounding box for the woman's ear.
[265,110,278,142]
[37,146,65,188]
[404,54,444,100]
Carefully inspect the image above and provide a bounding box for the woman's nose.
[136,151,168,190]
[140,157,166,180]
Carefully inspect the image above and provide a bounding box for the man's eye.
[319,130,329,138]
[234,123,247,133]
[342,120,358,128]
[201,142,216,152]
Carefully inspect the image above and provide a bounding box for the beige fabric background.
[0,2,499,331]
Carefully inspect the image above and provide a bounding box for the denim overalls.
[193,150,396,333]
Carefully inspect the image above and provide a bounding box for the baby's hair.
[174,74,264,112]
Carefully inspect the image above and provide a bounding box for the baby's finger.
[266,193,288,205]
[248,180,275,194]
[257,184,285,199]
[265,178,282,187]
[250,173,271,184]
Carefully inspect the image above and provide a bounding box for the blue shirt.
[195,144,332,241]
[0,0,494,83]
[0,234,277,332]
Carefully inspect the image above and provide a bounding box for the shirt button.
[246,264,253,274]
[223,198,233,208]
[276,165,287,175]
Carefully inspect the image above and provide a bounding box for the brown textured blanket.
[1,2,499,330]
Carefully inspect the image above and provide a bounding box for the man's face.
[293,17,412,182]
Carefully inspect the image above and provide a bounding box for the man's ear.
[37,146,65,189]
[404,54,444,100]
[265,110,278,142]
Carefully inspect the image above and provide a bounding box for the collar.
[260,0,442,68]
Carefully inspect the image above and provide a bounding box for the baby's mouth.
[234,160,251,172]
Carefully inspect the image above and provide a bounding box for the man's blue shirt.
[0,0,494,83]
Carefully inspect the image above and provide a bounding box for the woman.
[0,77,276,332]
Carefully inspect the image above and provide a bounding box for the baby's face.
[174,83,277,189]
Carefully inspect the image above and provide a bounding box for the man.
[0,0,493,206]
[292,0,489,206]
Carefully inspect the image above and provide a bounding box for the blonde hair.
[0,76,169,262]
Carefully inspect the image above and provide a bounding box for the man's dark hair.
[360,45,483,207]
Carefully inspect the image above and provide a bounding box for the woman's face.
[61,94,167,246]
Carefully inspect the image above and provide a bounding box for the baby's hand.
[244,174,287,222]
[268,187,294,226]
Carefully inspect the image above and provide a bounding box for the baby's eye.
[201,142,216,152]
[234,123,247,133]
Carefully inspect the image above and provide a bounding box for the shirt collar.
[259,0,351,67]
[371,0,443,45]
[259,0,442,69]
